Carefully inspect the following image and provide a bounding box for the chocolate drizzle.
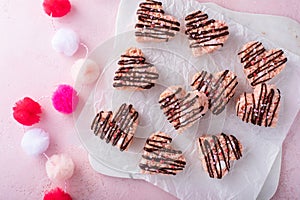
[91,103,139,151]
[185,10,229,48]
[198,133,242,179]
[238,41,288,86]
[191,70,238,115]
[159,87,206,131]
[135,0,180,42]
[113,51,159,90]
[139,132,186,175]
[236,83,280,127]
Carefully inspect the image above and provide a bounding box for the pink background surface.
[0,0,299,199]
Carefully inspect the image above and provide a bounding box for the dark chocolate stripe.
[114,74,157,82]
[189,30,229,48]
[113,82,154,90]
[137,14,180,30]
[141,155,184,167]
[139,0,164,14]
[268,89,280,126]
[118,56,145,65]
[144,146,182,154]
[139,163,184,175]
[185,11,208,26]
[116,67,158,76]
[135,26,177,40]
[135,31,172,41]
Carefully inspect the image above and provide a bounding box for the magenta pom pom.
[52,84,79,114]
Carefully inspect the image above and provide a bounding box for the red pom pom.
[52,84,79,114]
[43,187,72,200]
[13,97,42,126]
[43,0,71,18]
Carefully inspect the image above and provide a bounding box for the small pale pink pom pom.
[46,154,75,182]
[52,84,79,114]
[71,59,100,84]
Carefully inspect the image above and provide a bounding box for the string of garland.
[12,0,100,199]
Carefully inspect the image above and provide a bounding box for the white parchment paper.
[75,0,300,199]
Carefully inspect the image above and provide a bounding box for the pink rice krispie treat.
[191,70,238,115]
[91,103,139,151]
[185,10,229,56]
[135,0,180,42]
[236,83,281,127]
[113,47,159,90]
[139,132,186,175]
[198,133,243,179]
[159,86,209,133]
[238,41,287,87]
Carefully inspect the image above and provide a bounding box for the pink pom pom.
[43,0,71,18]
[43,187,72,200]
[46,154,75,182]
[52,84,79,114]
[13,97,42,126]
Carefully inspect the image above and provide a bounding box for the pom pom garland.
[21,128,50,156]
[71,59,100,84]
[52,84,79,114]
[43,187,72,200]
[13,97,42,126]
[46,154,75,182]
[43,0,71,18]
[52,28,79,57]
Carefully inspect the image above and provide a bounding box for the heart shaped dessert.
[236,83,281,127]
[91,103,139,151]
[139,132,186,175]
[113,47,159,90]
[185,10,229,56]
[198,133,243,179]
[159,86,209,133]
[135,0,180,42]
[238,41,287,87]
[191,70,238,115]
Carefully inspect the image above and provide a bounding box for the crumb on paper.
[261,32,266,35]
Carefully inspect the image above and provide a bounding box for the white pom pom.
[51,28,79,56]
[46,154,75,182]
[71,58,100,84]
[21,128,50,156]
